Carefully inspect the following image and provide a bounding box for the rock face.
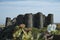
[43,15,46,27]
[5,12,53,28]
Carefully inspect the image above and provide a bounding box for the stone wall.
[24,13,33,28]
[5,17,12,27]
[5,12,53,28]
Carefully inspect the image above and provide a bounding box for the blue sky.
[0,0,60,24]
[0,0,60,2]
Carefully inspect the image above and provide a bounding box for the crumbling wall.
[5,12,53,28]
[5,17,12,27]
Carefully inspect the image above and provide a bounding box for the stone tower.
[5,12,54,29]
[5,17,12,27]
[33,12,43,28]
[24,13,33,28]
[16,15,24,25]
[46,14,53,25]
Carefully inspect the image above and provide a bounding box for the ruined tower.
[5,12,54,29]
[24,13,33,28]
[16,15,24,25]
[12,17,16,25]
[5,17,12,27]
[43,15,46,27]
[46,14,53,25]
[33,12,43,28]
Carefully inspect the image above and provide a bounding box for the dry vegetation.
[0,23,60,40]
[56,23,60,29]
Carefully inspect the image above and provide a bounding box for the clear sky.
[0,0,60,24]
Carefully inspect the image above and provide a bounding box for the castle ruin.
[5,12,53,29]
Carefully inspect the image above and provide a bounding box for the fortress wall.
[5,17,12,27]
[5,12,53,28]
[16,15,24,26]
[46,14,53,25]
[24,13,33,28]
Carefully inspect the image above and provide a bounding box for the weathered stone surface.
[16,15,24,25]
[5,12,53,29]
[33,14,37,28]
[24,13,33,28]
[5,17,12,27]
[37,12,44,28]
[46,14,53,25]
[33,12,43,28]
[12,17,16,25]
